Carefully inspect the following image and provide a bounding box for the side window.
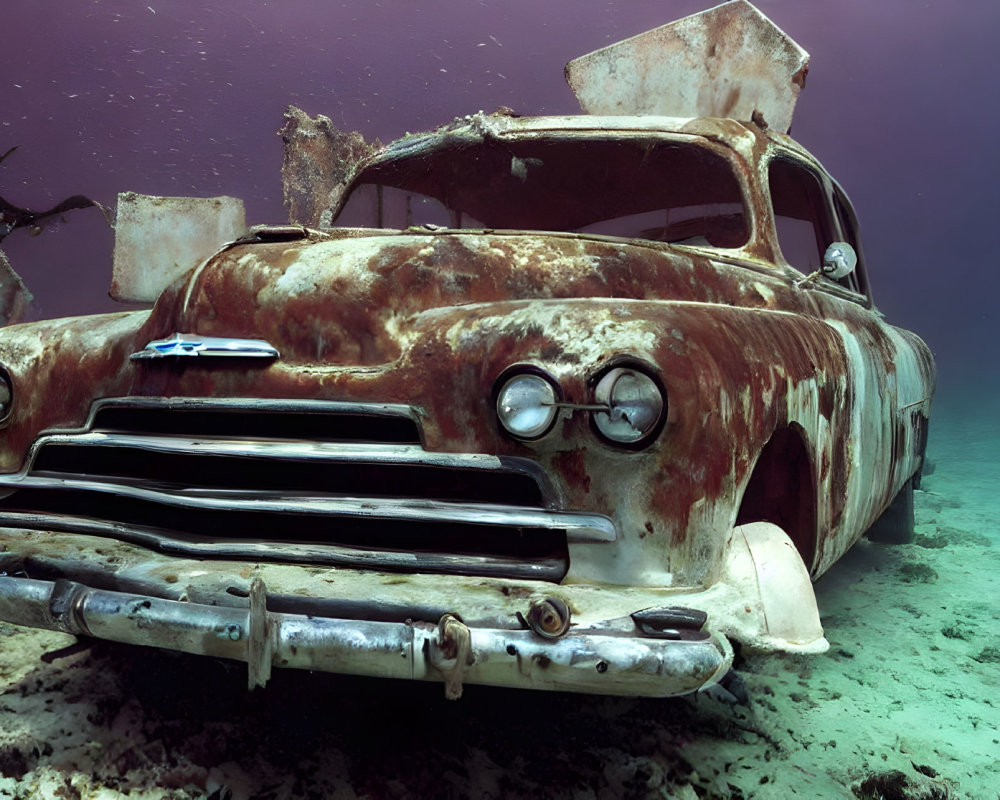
[767,157,835,273]
[831,187,867,296]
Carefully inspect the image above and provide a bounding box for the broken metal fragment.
[279,106,379,228]
[0,250,31,326]
[564,0,809,133]
[111,192,246,303]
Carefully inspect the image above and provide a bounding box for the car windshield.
[335,135,749,248]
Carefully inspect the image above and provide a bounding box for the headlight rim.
[492,364,563,442]
[0,366,13,428]
[588,357,667,450]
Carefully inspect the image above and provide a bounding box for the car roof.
[372,111,820,174]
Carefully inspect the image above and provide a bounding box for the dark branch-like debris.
[0,146,111,242]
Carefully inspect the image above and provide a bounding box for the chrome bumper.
[0,575,732,698]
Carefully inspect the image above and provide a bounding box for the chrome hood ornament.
[131,333,279,361]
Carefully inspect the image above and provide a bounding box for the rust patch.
[551,449,591,495]
[0,218,916,588]
[280,106,380,227]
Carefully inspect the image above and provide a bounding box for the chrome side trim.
[131,333,279,360]
[0,474,616,543]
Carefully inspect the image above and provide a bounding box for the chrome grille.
[0,398,614,581]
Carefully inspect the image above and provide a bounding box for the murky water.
[1,3,997,797]
[2,0,997,386]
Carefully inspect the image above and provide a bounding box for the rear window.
[336,136,748,248]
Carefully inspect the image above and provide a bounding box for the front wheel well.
[735,425,817,573]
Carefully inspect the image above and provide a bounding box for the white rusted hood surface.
[565,0,809,133]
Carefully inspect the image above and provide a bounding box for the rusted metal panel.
[0,310,153,473]
[111,192,246,303]
[565,0,809,133]
[0,249,31,325]
[0,230,928,588]
[279,105,379,228]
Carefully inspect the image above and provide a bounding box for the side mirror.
[822,242,857,280]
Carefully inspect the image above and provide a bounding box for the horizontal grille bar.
[0,475,613,542]
[77,397,425,444]
[28,433,549,507]
[0,511,567,582]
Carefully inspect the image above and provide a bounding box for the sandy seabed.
[0,406,996,800]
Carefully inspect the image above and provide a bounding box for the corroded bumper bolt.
[526,596,571,638]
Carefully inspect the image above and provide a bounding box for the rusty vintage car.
[0,2,934,699]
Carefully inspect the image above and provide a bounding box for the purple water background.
[1,0,996,396]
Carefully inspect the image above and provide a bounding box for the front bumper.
[0,574,732,698]
[0,394,737,694]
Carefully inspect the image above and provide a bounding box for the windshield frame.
[332,124,756,253]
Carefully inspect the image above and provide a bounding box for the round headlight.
[496,372,559,440]
[592,366,665,446]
